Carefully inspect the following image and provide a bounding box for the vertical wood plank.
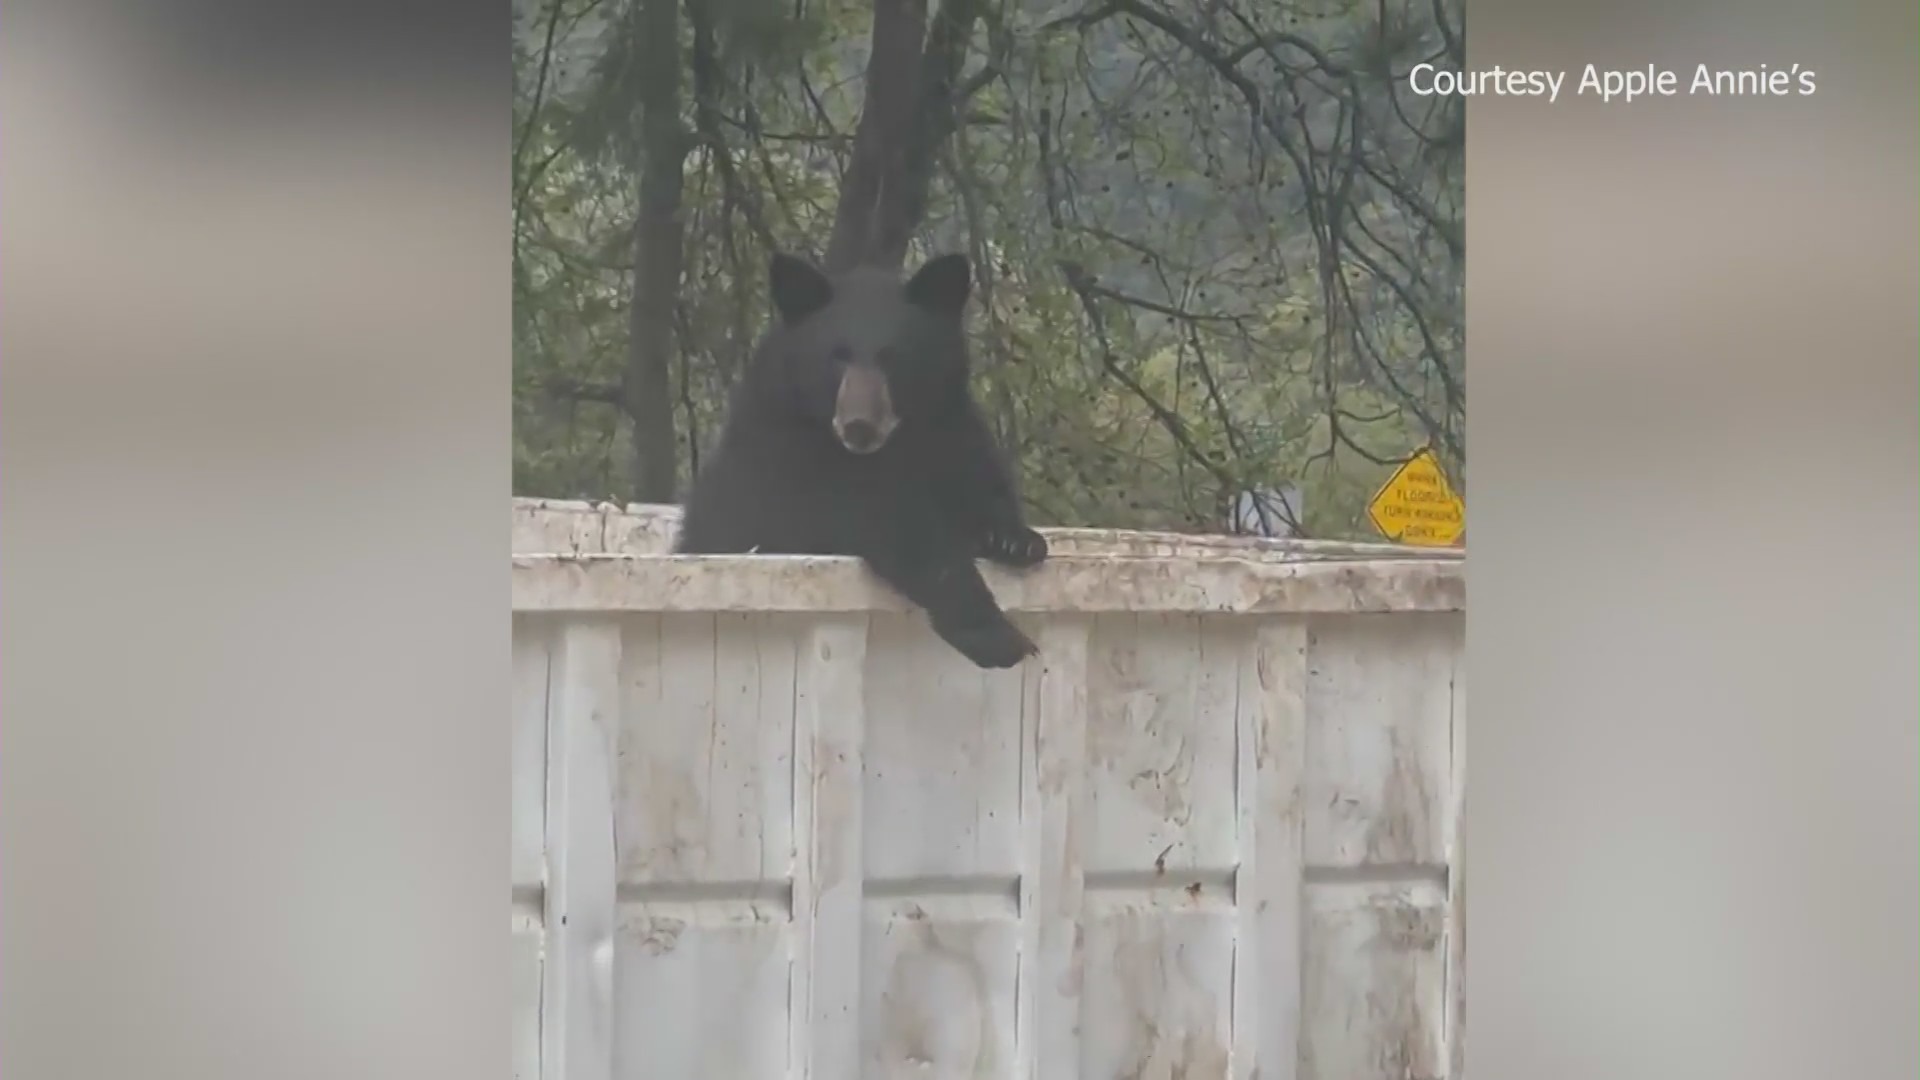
[513,618,552,896]
[1234,618,1309,1080]
[1019,616,1091,1080]
[511,617,551,1080]
[542,618,621,1080]
[789,615,869,1080]
[1446,636,1466,1080]
[513,914,544,1080]
[862,613,1023,881]
[1301,881,1448,1080]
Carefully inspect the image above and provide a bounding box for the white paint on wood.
[1301,881,1449,1080]
[541,620,620,1080]
[513,920,543,1080]
[1235,619,1310,1080]
[864,910,1019,1078]
[1080,909,1236,1079]
[1084,614,1239,875]
[511,496,1462,562]
[1445,646,1466,1080]
[614,913,789,1079]
[612,614,797,885]
[511,510,1465,1080]
[1305,613,1459,868]
[1022,616,1091,1080]
[863,613,1024,881]
[513,553,1464,617]
[513,620,551,892]
[602,612,800,1075]
[511,620,552,1080]
[792,616,869,1080]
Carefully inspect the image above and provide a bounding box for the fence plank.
[790,616,869,1080]
[541,620,621,1080]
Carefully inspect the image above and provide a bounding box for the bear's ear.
[769,253,833,324]
[904,253,971,318]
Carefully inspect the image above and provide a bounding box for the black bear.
[674,250,1049,669]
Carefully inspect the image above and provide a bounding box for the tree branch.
[824,0,930,271]
[623,0,689,501]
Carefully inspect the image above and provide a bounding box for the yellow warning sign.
[1366,448,1465,547]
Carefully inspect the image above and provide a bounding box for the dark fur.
[675,252,1048,669]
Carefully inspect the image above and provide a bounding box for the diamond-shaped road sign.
[1365,448,1465,547]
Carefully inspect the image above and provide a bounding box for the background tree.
[512,0,1465,539]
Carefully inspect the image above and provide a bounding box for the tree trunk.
[868,0,979,270]
[824,0,929,273]
[824,0,985,274]
[624,0,688,503]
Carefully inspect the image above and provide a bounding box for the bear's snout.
[839,418,883,453]
[833,363,898,454]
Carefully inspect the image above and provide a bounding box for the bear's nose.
[839,419,882,453]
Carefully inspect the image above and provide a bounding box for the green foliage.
[511,0,1465,539]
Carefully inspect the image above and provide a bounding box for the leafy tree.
[511,0,1465,540]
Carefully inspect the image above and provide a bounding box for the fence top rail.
[512,551,1465,616]
[511,497,1467,563]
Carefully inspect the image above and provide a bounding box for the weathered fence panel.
[511,498,1465,1080]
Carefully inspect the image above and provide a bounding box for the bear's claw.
[981,525,1049,569]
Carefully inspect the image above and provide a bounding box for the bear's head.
[757,251,974,455]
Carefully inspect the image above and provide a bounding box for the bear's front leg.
[964,467,1047,568]
[934,404,1049,570]
[862,548,1037,669]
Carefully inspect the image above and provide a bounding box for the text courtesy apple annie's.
[1407,64,1817,104]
